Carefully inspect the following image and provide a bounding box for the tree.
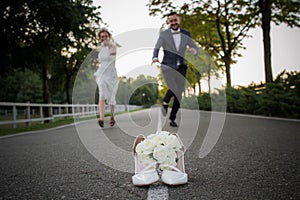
[186,49,220,94]
[148,0,259,87]
[0,69,43,103]
[0,0,101,104]
[128,75,158,106]
[257,0,300,84]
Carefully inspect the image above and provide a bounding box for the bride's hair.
[98,28,111,39]
[97,28,121,47]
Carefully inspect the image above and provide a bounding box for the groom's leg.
[169,65,187,121]
[163,89,174,103]
[170,96,180,121]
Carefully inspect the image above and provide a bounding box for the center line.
[147,184,168,200]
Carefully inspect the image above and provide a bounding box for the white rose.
[149,135,164,147]
[139,153,156,166]
[160,154,177,169]
[163,150,177,165]
[165,134,181,151]
[139,139,155,155]
[153,145,168,163]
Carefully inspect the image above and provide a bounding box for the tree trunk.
[193,85,196,96]
[207,64,211,94]
[196,72,201,95]
[224,55,232,87]
[42,65,50,122]
[198,81,201,95]
[42,66,49,104]
[65,74,71,104]
[259,0,273,83]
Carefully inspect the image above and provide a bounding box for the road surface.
[0,108,299,199]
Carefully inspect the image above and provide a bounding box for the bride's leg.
[99,100,105,121]
[110,104,115,119]
[109,105,115,126]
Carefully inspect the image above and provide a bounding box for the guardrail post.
[66,104,69,119]
[72,106,75,116]
[40,106,44,124]
[26,103,31,126]
[49,104,53,122]
[13,105,17,128]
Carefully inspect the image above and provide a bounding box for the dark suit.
[153,28,198,121]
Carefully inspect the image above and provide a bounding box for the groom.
[152,11,198,127]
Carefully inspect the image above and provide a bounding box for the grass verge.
[0,108,144,137]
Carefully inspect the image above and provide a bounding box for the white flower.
[139,153,156,165]
[165,134,181,151]
[153,145,168,163]
[136,131,183,168]
[136,139,154,154]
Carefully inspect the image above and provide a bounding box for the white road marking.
[147,184,168,200]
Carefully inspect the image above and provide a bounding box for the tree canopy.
[148,0,300,86]
[0,0,101,103]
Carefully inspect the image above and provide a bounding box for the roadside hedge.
[182,70,300,119]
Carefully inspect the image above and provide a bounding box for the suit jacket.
[152,28,198,71]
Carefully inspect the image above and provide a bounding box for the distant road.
[0,109,299,199]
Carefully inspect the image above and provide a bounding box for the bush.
[254,71,300,118]
[0,69,43,103]
[181,95,199,109]
[197,93,211,110]
[225,86,258,114]
[192,70,300,119]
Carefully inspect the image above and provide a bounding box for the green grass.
[0,118,77,136]
[0,108,145,137]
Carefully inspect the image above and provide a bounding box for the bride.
[94,29,119,127]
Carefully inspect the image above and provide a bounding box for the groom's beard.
[171,24,179,31]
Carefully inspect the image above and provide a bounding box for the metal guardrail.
[0,102,141,128]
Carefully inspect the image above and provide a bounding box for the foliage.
[186,49,220,94]
[256,0,300,83]
[181,96,199,110]
[182,70,300,119]
[0,69,43,103]
[225,86,258,114]
[255,70,300,118]
[263,0,300,28]
[148,0,259,87]
[130,75,158,107]
[148,0,299,87]
[116,75,158,107]
[0,0,102,104]
[197,93,212,111]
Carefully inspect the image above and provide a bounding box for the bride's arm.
[109,43,116,55]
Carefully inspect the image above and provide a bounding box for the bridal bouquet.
[135,131,182,169]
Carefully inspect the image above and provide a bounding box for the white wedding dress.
[94,46,119,105]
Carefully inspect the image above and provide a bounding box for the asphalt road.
[0,108,299,199]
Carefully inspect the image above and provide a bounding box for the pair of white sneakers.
[132,134,188,186]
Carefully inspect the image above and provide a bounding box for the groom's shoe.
[161,104,168,117]
[169,120,178,127]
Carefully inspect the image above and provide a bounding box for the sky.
[93,0,300,87]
